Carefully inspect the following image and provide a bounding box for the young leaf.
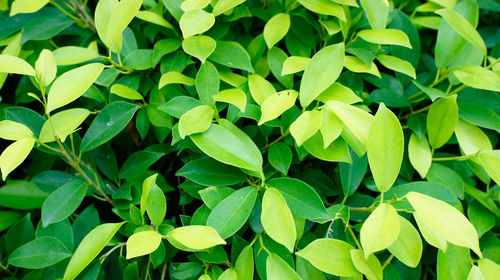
[300,43,345,107]
[140,173,158,215]
[296,0,346,20]
[266,253,301,280]
[295,238,360,277]
[196,61,220,104]
[358,29,412,48]
[290,110,322,146]
[264,13,290,48]
[212,89,247,112]
[282,56,311,75]
[178,105,214,139]
[182,35,216,63]
[467,266,484,280]
[316,82,363,105]
[219,268,237,280]
[261,188,296,252]
[53,46,100,66]
[42,180,87,227]
[179,9,215,38]
[427,95,459,149]
[413,212,447,252]
[375,54,416,79]
[477,258,500,280]
[327,101,374,145]
[234,245,254,280]
[0,120,34,141]
[39,108,91,143]
[360,203,400,256]
[212,0,245,16]
[454,119,492,155]
[0,54,36,76]
[388,216,423,268]
[453,66,500,92]
[360,0,389,29]
[209,41,254,73]
[259,90,298,125]
[350,249,383,280]
[126,230,163,259]
[248,74,276,106]
[146,184,167,226]
[0,137,35,181]
[344,55,381,78]
[437,243,472,280]
[367,103,404,193]
[35,49,57,87]
[46,63,104,113]
[10,0,50,16]
[408,133,432,178]
[303,132,352,163]
[478,150,500,185]
[136,10,174,29]
[319,107,343,148]
[63,222,124,280]
[166,225,226,251]
[8,236,71,269]
[406,192,481,256]
[110,84,144,100]
[159,71,195,88]
[180,0,210,12]
[268,143,293,175]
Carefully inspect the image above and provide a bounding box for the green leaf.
[264,13,290,48]
[53,46,100,66]
[80,101,140,152]
[268,47,293,88]
[344,55,381,78]
[408,133,432,178]
[266,253,301,280]
[267,178,331,220]
[140,174,158,215]
[248,74,276,106]
[319,107,343,148]
[300,43,345,107]
[219,268,238,280]
[46,63,104,113]
[8,236,71,269]
[182,35,216,63]
[268,143,292,175]
[95,0,143,49]
[126,230,163,259]
[0,54,36,76]
[0,181,47,210]
[478,150,500,185]
[427,163,464,199]
[453,66,500,92]
[467,266,484,280]
[190,120,263,172]
[455,119,492,155]
[282,56,310,75]
[166,225,226,251]
[340,149,368,196]
[261,188,296,252]
[0,137,35,181]
[207,187,257,239]
[435,8,486,54]
[327,101,374,145]
[367,103,404,193]
[39,108,91,143]
[9,0,50,16]
[406,191,481,256]
[350,249,383,280]
[478,258,500,280]
[360,0,389,29]
[0,120,34,140]
[209,41,254,72]
[196,61,220,104]
[119,150,165,179]
[296,256,327,280]
[388,216,423,268]
[375,54,416,79]
[303,132,352,163]
[176,158,246,186]
[358,29,412,48]
[291,110,322,146]
[110,84,144,100]
[468,200,495,238]
[235,245,254,280]
[35,49,57,87]
[42,180,87,227]
[412,80,446,101]
[179,9,215,38]
[199,187,235,210]
[146,184,167,226]
[178,105,214,139]
[427,95,459,149]
[297,0,346,20]
[437,243,472,280]
[360,203,400,256]
[212,0,245,16]
[213,88,247,112]
[159,71,195,88]
[296,238,360,277]
[316,82,363,105]
[259,90,298,125]
[136,10,174,29]
[180,0,210,12]
[64,222,124,280]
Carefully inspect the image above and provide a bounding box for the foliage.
[0,0,499,279]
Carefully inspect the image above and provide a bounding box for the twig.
[260,129,290,150]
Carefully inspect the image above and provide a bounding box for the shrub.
[0,0,499,279]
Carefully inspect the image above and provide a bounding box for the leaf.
[219,268,238,280]
[360,0,389,29]
[140,174,158,215]
[350,249,383,280]
[35,49,57,87]
[412,80,446,101]
[343,55,381,78]
[264,13,290,48]
[110,84,144,100]
[207,187,257,239]
[42,180,87,227]
[327,101,374,145]
[427,163,464,199]
[159,71,195,88]
[406,191,481,256]
[95,0,143,49]
[303,132,352,163]
[358,29,412,48]
[9,0,50,16]
[266,254,301,280]
[453,66,500,92]
[267,178,331,220]
[261,188,296,252]
[290,110,322,146]
[0,181,47,210]
[39,108,91,143]
[119,150,165,179]
[180,0,210,12]
[282,56,310,75]
[8,236,71,269]
[166,225,226,251]
[190,120,263,172]
[80,101,140,152]
[478,258,500,280]
[360,203,400,256]
[375,54,416,79]
[319,107,343,148]
[296,238,360,277]
[268,143,292,175]
[179,9,215,38]
[408,133,432,178]
[146,184,167,226]
[248,74,276,106]
[209,41,254,72]
[126,230,163,259]
[212,88,247,112]
[297,0,346,20]
[53,46,100,66]
[0,137,35,181]
[316,82,363,105]
[437,243,472,280]
[124,50,154,70]
[182,35,216,63]
[234,245,254,280]
[178,105,214,139]
[388,216,423,268]
[367,103,404,192]
[0,54,36,76]
[300,43,345,107]
[0,120,33,140]
[63,222,124,280]
[176,158,246,186]
[478,150,500,185]
[46,63,104,113]
[196,61,220,104]
[468,200,495,238]
[340,149,368,196]
[435,8,486,54]
[212,0,245,16]
[467,266,484,280]
[455,119,492,155]
[427,95,459,149]
[259,90,298,125]
[136,10,174,29]
[200,187,234,210]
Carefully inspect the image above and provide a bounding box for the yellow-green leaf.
[453,66,500,92]
[360,0,389,30]
[266,254,301,280]
[358,29,412,48]
[180,0,211,12]
[126,230,163,259]
[110,84,143,100]
[159,71,195,88]
[179,9,215,38]
[140,173,158,215]
[212,89,247,112]
[427,95,458,149]
[46,63,105,113]
[281,56,310,75]
[376,54,416,79]
[178,105,214,139]
[478,258,500,280]
[350,250,383,280]
[261,188,296,252]
[320,107,343,148]
[0,54,36,76]
[0,138,35,181]
[367,103,404,192]
[9,0,49,16]
[454,119,492,155]
[53,46,100,66]
[136,10,174,29]
[182,35,216,63]
[343,55,381,78]
[218,268,237,280]
[166,225,226,251]
[39,108,91,143]
[413,212,447,252]
[248,74,276,106]
[327,101,374,145]
[388,216,423,268]
[264,13,290,48]
[406,191,481,257]
[478,150,500,185]
[259,90,298,125]
[35,49,57,87]
[0,120,33,141]
[234,245,254,280]
[290,110,322,146]
[212,0,245,16]
[297,0,346,20]
[316,82,363,104]
[467,265,485,280]
[408,133,432,178]
[360,203,400,256]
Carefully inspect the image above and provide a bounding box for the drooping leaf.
[388,216,423,268]
[350,249,383,280]
[0,54,36,76]
[360,203,400,256]
[261,188,296,252]
[427,95,459,149]
[0,137,35,181]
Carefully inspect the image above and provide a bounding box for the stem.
[160,262,168,280]
[433,153,477,162]
[50,1,84,24]
[260,129,290,150]
[144,256,151,280]
[347,225,362,249]
[382,255,394,269]
[448,84,466,96]
[0,263,15,276]
[100,243,126,264]
[258,234,272,255]
[400,104,432,120]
